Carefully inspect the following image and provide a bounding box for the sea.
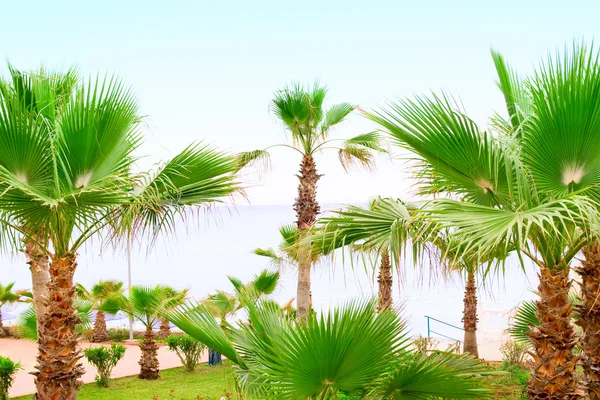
[0,204,540,341]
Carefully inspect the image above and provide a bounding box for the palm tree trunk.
[528,266,581,399]
[33,254,84,400]
[576,244,600,399]
[91,311,109,343]
[139,325,159,379]
[294,154,321,320]
[24,238,50,335]
[158,318,171,340]
[462,270,479,358]
[377,251,393,312]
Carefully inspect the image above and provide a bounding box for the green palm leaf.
[373,351,497,399]
[366,94,510,206]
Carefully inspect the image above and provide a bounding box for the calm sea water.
[0,204,540,339]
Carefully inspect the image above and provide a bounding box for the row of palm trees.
[2,42,600,399]
[246,43,600,399]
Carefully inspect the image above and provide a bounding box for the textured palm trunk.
[528,266,581,399]
[575,244,600,399]
[377,251,393,312]
[294,154,321,320]
[139,325,159,379]
[24,238,50,335]
[158,318,171,340]
[462,270,479,358]
[91,311,109,343]
[34,254,84,400]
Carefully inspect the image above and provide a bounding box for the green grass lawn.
[12,362,236,400]
[12,359,529,400]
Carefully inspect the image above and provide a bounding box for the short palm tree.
[76,281,124,342]
[157,286,188,339]
[0,66,243,398]
[365,46,600,398]
[311,197,418,312]
[0,282,29,334]
[241,82,386,319]
[203,269,280,365]
[99,285,178,380]
[168,295,496,399]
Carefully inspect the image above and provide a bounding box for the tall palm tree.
[157,286,188,340]
[0,282,29,335]
[0,66,243,399]
[168,295,496,399]
[241,82,386,319]
[99,285,173,380]
[76,281,124,342]
[365,46,600,398]
[311,197,418,312]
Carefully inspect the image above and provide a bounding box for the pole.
[127,238,134,341]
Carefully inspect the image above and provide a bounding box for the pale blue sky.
[1,0,599,205]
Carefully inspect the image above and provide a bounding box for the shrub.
[83,343,126,387]
[107,328,130,342]
[500,340,528,365]
[412,335,438,354]
[165,334,206,372]
[0,356,21,400]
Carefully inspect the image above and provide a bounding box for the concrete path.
[0,338,207,398]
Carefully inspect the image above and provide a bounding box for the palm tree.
[0,282,29,335]
[364,46,600,398]
[167,295,496,399]
[0,66,243,398]
[157,286,188,340]
[492,46,600,399]
[241,82,386,319]
[202,269,280,365]
[0,66,79,333]
[99,285,178,380]
[76,281,124,342]
[311,198,418,312]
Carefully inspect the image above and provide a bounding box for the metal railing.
[424,315,463,343]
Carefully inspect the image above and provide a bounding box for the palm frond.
[508,300,539,346]
[491,49,532,134]
[524,42,600,201]
[167,301,244,366]
[253,247,283,266]
[321,103,354,134]
[242,300,409,399]
[372,352,496,399]
[366,94,511,206]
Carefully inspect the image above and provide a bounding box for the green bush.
[500,340,528,365]
[83,343,126,387]
[0,356,21,400]
[107,328,130,342]
[500,361,529,387]
[165,334,206,372]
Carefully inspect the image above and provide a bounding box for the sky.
[1,0,600,205]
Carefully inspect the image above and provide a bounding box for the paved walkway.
[0,338,207,398]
